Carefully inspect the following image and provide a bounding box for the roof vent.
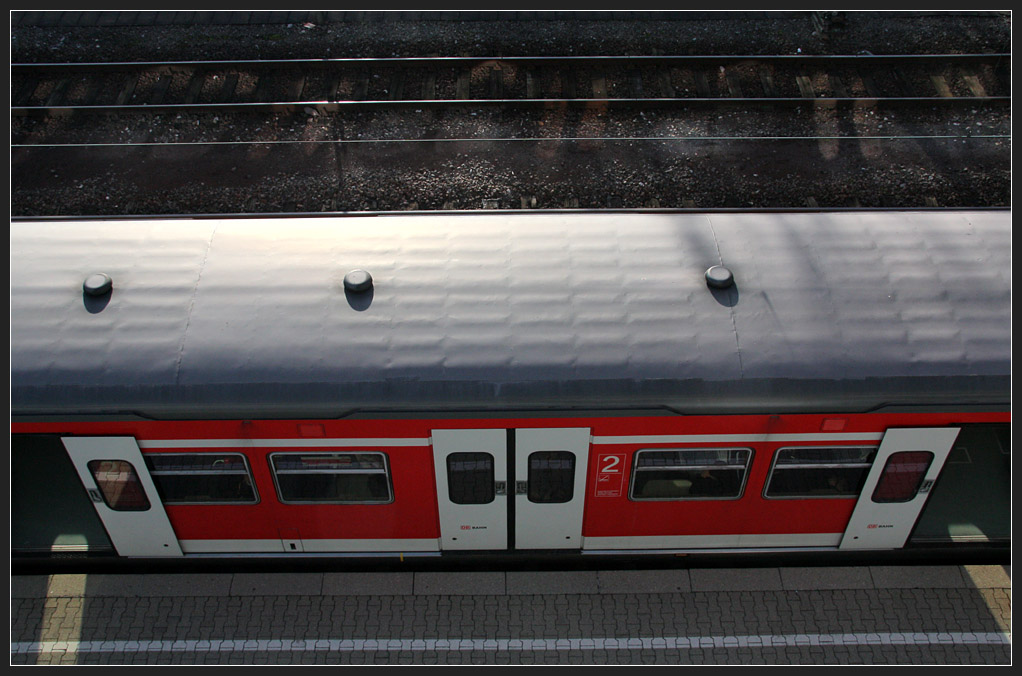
[343,269,373,293]
[704,265,734,289]
[83,273,113,296]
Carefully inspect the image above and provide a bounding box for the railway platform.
[11,564,1011,665]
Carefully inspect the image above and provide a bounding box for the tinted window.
[145,453,257,504]
[631,449,751,500]
[765,446,876,498]
[270,452,392,503]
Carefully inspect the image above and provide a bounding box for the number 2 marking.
[600,455,621,473]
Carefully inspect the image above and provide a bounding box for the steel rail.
[10,96,1011,117]
[10,206,1013,224]
[10,53,1011,68]
[11,135,1010,149]
[13,53,1007,116]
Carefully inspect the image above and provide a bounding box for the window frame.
[268,451,394,505]
[763,445,878,500]
[143,452,260,505]
[628,447,753,501]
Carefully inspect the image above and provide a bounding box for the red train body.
[11,211,1010,559]
[12,409,1009,558]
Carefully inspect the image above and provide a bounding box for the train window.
[86,460,151,511]
[630,448,751,500]
[144,453,258,504]
[269,452,393,504]
[447,452,495,505]
[528,451,575,504]
[764,446,876,499]
[871,451,934,503]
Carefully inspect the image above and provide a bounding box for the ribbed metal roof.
[10,211,1010,418]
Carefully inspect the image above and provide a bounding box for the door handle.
[516,481,528,495]
[495,481,507,496]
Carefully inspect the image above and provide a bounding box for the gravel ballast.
[11,11,1011,217]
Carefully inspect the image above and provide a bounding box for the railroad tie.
[489,66,503,99]
[217,73,240,103]
[657,68,675,98]
[959,69,987,97]
[795,74,815,98]
[561,69,577,98]
[184,70,206,104]
[628,69,643,98]
[421,72,436,100]
[150,74,173,104]
[13,79,39,106]
[929,74,953,98]
[724,70,743,98]
[525,70,538,99]
[114,74,139,106]
[456,70,470,99]
[44,78,70,107]
[828,74,849,98]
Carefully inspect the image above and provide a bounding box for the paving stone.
[690,568,783,592]
[959,565,1011,589]
[10,575,51,598]
[323,572,414,596]
[597,569,691,594]
[414,572,505,596]
[869,566,965,589]
[505,571,599,595]
[42,574,145,597]
[229,573,323,596]
[138,573,233,597]
[780,566,875,591]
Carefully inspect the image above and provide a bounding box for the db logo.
[867,524,877,529]
[460,525,472,530]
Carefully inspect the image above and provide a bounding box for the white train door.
[432,429,509,550]
[839,427,960,550]
[62,437,183,557]
[514,428,590,549]
[432,428,591,551]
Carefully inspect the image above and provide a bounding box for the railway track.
[11,54,1010,116]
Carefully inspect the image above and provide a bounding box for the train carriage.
[10,210,1011,559]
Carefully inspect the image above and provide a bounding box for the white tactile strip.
[11,632,1011,655]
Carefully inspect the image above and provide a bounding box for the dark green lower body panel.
[12,435,114,554]
[911,424,1011,543]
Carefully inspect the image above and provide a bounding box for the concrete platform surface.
[11,564,1011,599]
[10,565,1011,665]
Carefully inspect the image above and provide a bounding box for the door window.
[527,451,575,503]
[86,460,152,511]
[447,452,495,504]
[871,451,934,503]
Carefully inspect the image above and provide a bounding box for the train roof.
[10,210,1011,419]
